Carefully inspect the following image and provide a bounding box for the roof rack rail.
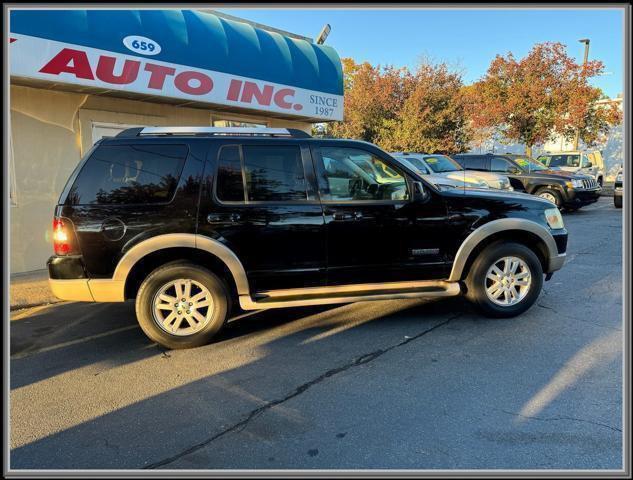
[116,126,312,138]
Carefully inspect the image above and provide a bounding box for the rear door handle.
[332,211,363,221]
[207,213,241,224]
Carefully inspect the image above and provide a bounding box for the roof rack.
[116,127,312,139]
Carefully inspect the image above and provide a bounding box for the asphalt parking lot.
[10,196,623,470]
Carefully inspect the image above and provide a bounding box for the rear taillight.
[52,217,78,256]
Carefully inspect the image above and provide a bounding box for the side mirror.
[412,181,429,201]
[585,162,593,168]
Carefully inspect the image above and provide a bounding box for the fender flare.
[448,218,559,282]
[113,233,250,296]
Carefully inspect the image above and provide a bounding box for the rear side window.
[66,144,187,205]
[216,146,245,202]
[215,145,307,203]
[490,157,514,173]
[455,156,487,171]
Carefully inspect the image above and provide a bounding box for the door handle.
[207,213,241,224]
[332,211,363,221]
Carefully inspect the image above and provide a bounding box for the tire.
[465,241,543,318]
[135,262,230,349]
[614,195,622,208]
[535,187,562,208]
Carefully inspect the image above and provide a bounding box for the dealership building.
[9,9,344,274]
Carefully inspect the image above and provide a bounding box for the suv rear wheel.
[465,242,543,318]
[135,262,230,349]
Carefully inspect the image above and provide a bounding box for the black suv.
[452,153,601,211]
[48,128,567,349]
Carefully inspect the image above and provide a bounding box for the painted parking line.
[11,324,141,360]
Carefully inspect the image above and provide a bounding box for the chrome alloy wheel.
[484,256,532,306]
[538,191,557,204]
[152,279,214,336]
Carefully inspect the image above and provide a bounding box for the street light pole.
[573,38,590,150]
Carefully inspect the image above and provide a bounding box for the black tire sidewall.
[466,242,543,318]
[135,263,229,349]
[614,195,622,208]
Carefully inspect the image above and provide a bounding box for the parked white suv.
[391,152,513,191]
[536,151,605,187]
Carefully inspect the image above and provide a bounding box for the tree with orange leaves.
[329,59,413,143]
[465,42,621,157]
[329,58,469,153]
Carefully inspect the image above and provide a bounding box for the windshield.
[540,154,581,168]
[423,155,462,173]
[514,157,547,172]
[405,157,430,173]
[391,155,429,175]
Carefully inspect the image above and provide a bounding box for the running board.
[238,280,461,310]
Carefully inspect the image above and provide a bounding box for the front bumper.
[548,253,566,273]
[547,229,567,273]
[564,188,601,206]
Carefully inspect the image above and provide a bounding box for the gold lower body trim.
[49,279,94,302]
[48,278,125,302]
[238,280,461,310]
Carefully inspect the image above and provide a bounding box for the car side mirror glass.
[412,181,429,201]
[585,162,593,168]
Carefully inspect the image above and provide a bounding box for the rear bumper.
[48,255,124,302]
[49,278,94,302]
[48,277,125,302]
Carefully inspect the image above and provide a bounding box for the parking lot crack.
[499,409,621,433]
[144,315,458,469]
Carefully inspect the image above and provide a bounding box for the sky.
[218,7,625,98]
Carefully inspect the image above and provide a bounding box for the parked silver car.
[390,152,513,190]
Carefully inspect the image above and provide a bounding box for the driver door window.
[319,147,409,202]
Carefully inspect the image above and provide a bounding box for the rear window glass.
[66,144,187,205]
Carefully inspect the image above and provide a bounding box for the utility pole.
[573,38,590,150]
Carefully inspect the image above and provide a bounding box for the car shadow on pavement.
[10,297,474,469]
[10,300,339,390]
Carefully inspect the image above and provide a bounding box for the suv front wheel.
[465,242,543,318]
[135,262,230,349]
[535,187,562,208]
